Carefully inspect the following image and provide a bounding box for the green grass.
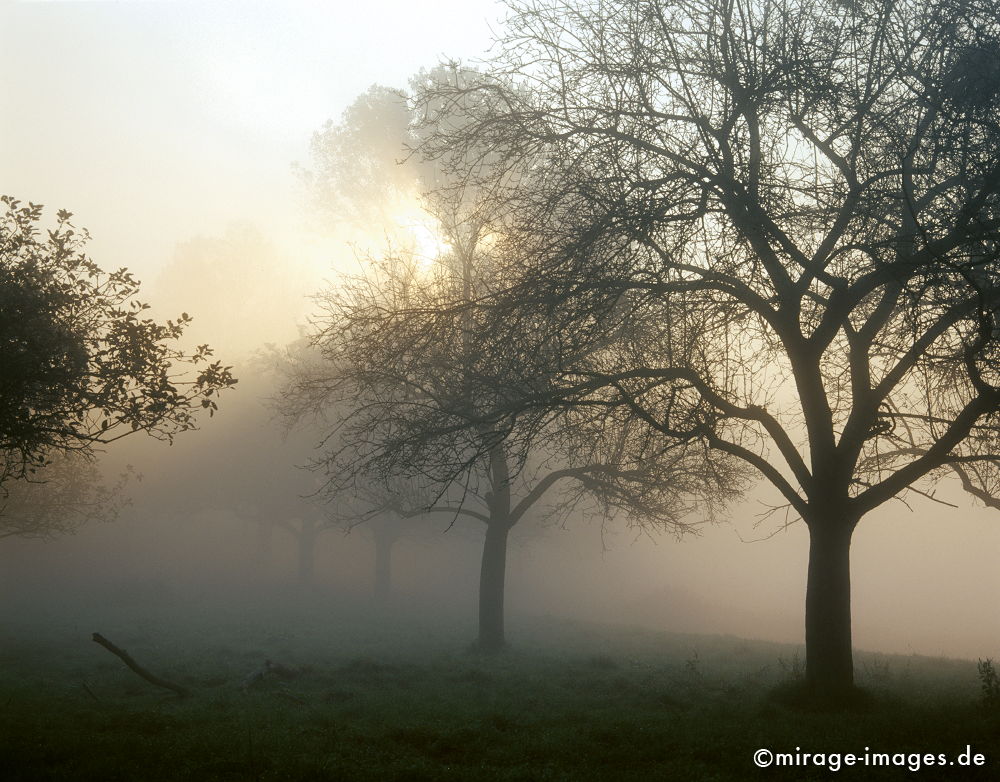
[1,594,998,781]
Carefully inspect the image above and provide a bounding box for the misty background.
[2,0,998,662]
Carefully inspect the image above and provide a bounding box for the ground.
[1,589,997,781]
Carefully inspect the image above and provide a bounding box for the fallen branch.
[80,680,100,703]
[91,632,189,697]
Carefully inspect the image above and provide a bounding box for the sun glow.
[389,198,451,271]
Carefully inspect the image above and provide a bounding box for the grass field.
[2,590,997,781]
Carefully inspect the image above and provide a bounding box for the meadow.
[2,587,997,781]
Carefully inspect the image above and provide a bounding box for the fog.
[2,0,999,678]
[5,453,998,660]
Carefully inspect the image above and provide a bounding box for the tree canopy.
[0,196,236,492]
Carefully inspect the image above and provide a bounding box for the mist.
[3,1,1000,779]
[5,450,997,660]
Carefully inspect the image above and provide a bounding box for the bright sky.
[0,0,503,350]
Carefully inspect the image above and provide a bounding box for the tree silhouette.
[414,0,1000,699]
[0,196,236,494]
[292,75,737,651]
[137,346,334,587]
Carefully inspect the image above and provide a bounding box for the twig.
[91,632,189,697]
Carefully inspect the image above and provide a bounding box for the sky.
[1,0,504,352]
[1,0,999,661]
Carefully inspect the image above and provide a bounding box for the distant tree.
[369,515,402,604]
[300,84,418,241]
[413,0,1000,698]
[153,225,313,359]
[270,339,431,601]
[140,347,333,588]
[302,474,423,605]
[0,196,236,494]
[0,454,132,541]
[291,75,739,650]
[305,253,735,651]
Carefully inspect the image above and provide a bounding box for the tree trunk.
[478,520,510,653]
[804,518,856,699]
[374,532,394,604]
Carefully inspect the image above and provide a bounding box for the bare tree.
[290,74,737,651]
[413,0,1000,699]
[293,249,727,651]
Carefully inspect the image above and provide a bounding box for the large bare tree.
[413,0,1000,698]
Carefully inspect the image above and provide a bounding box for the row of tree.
[4,0,999,707]
[283,0,1000,703]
